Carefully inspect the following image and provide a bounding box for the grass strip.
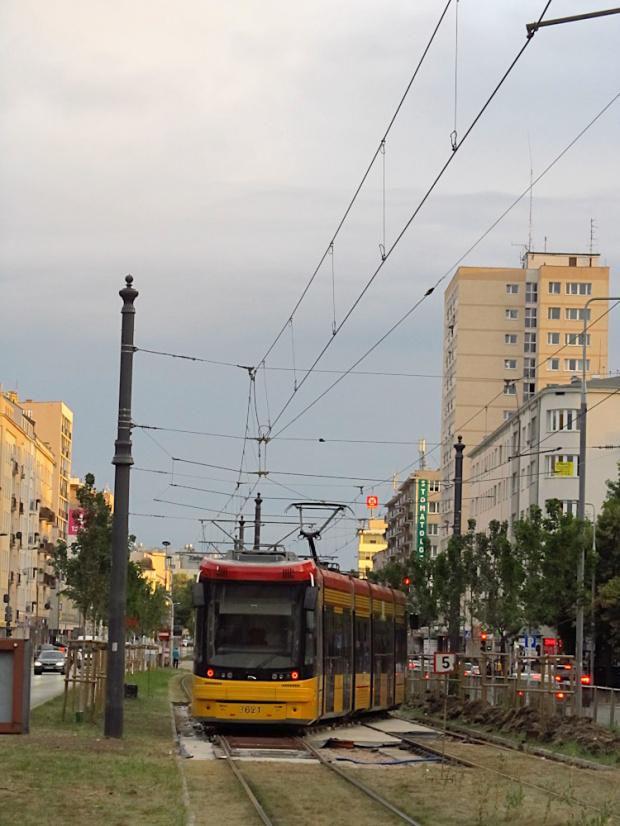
[0,669,186,826]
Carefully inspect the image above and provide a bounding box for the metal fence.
[406,653,619,731]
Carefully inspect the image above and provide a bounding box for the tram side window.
[373,616,390,673]
[195,604,206,666]
[395,620,406,675]
[355,616,371,673]
[304,609,316,666]
[324,606,335,672]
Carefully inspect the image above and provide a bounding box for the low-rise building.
[357,518,387,578]
[469,376,620,532]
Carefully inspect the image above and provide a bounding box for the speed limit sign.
[434,652,456,673]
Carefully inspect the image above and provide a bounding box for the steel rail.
[299,738,426,826]
[218,736,275,826]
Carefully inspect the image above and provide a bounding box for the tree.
[593,463,620,680]
[513,501,592,655]
[49,474,112,629]
[127,562,169,638]
[173,573,195,637]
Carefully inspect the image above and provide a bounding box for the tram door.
[323,602,353,715]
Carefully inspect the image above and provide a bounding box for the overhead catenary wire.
[255,0,455,369]
[266,1,554,434]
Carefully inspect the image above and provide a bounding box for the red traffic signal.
[481,632,487,640]
[403,577,411,587]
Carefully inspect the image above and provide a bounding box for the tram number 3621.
[239,706,262,715]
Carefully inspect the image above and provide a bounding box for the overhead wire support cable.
[256,0,454,368]
[270,0,553,435]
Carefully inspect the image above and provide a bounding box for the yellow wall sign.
[555,461,574,477]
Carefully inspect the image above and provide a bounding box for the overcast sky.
[1,0,619,569]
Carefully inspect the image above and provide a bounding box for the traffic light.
[4,605,12,624]
[403,577,410,588]
[480,632,487,653]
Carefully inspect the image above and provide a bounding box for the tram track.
[216,733,426,826]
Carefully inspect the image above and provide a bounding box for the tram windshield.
[206,582,302,669]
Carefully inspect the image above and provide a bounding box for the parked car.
[34,650,66,675]
[464,662,481,677]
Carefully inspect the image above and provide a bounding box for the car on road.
[34,650,66,675]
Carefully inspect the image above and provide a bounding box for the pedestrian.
[173,646,180,668]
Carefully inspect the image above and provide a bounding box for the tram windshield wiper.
[255,651,289,669]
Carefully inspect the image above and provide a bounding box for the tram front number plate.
[218,703,286,720]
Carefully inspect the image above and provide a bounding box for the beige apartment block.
[22,400,73,542]
[384,469,441,564]
[357,518,387,578]
[0,389,57,643]
[469,377,620,532]
[440,252,609,550]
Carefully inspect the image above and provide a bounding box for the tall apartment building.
[357,518,387,578]
[385,469,441,563]
[22,400,73,542]
[440,252,609,548]
[1,389,57,641]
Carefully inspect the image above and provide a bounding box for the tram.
[191,505,407,726]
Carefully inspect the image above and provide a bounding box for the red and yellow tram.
[191,550,406,725]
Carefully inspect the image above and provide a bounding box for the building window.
[548,281,561,294]
[566,282,591,295]
[428,480,440,492]
[547,332,560,345]
[547,409,579,432]
[524,357,536,378]
[503,410,512,421]
[504,359,517,369]
[525,307,537,328]
[428,501,438,513]
[565,333,590,347]
[427,523,439,535]
[564,358,590,372]
[546,454,579,477]
[525,282,538,303]
[523,382,536,401]
[569,257,577,267]
[506,309,518,320]
[524,332,536,353]
[506,284,519,294]
[547,358,559,371]
[566,308,591,321]
[548,307,561,320]
[505,334,517,345]
[504,383,516,395]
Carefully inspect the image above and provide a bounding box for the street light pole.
[576,295,620,712]
[105,275,139,739]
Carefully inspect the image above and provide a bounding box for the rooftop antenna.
[393,471,399,490]
[418,438,427,470]
[590,218,597,255]
[528,135,534,254]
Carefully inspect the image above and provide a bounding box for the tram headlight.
[291,671,299,681]
[207,668,214,678]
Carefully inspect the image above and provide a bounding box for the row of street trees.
[50,474,194,640]
[369,465,620,683]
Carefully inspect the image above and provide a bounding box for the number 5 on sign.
[434,652,456,673]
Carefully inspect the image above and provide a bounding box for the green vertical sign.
[416,478,428,556]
